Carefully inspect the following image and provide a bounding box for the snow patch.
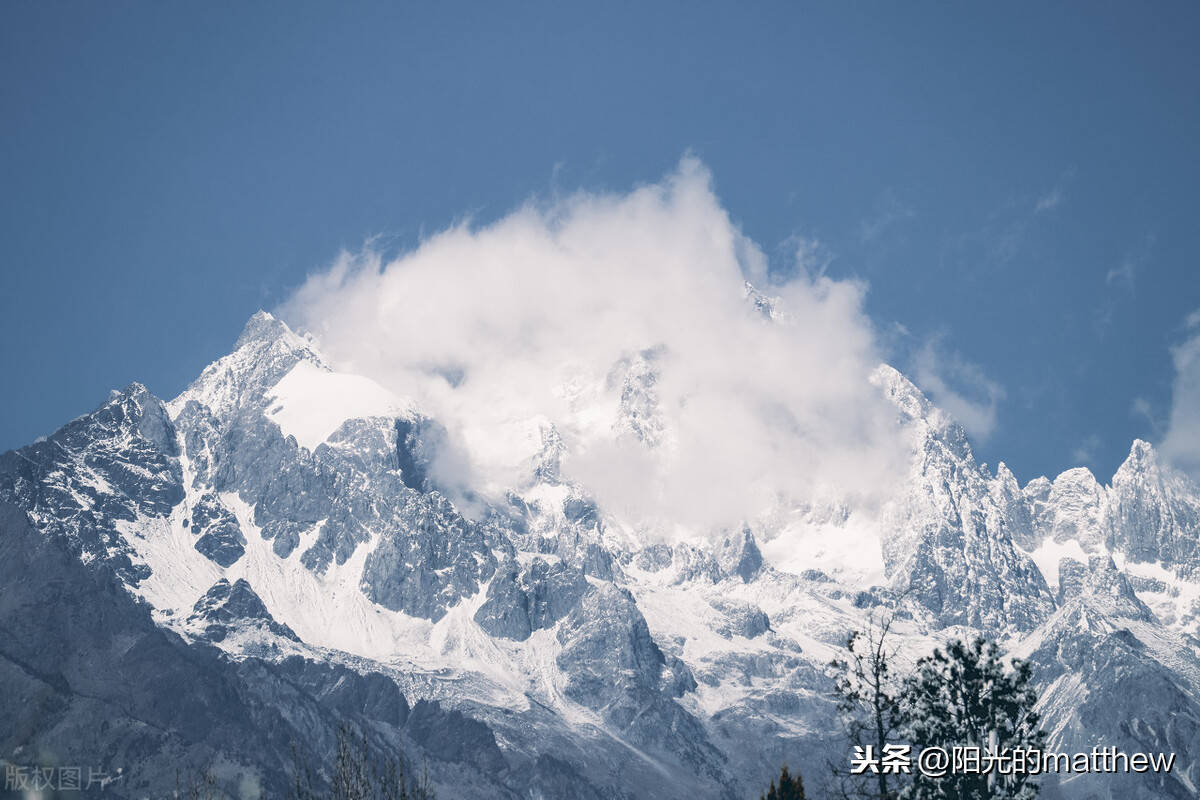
[1027,538,1090,589]
[220,492,431,659]
[761,513,887,587]
[266,361,413,451]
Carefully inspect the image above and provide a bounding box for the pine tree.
[900,637,1046,800]
[760,764,806,800]
[290,723,434,800]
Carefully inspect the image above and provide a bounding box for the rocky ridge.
[1,309,1198,798]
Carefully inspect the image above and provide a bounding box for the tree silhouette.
[900,637,1045,800]
[829,610,906,800]
[760,764,806,800]
[289,722,434,800]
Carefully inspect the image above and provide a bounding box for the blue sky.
[3,1,1199,486]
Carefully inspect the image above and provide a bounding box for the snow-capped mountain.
[3,308,1199,798]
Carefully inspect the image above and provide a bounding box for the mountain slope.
[3,310,1199,798]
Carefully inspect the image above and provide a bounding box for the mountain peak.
[9,305,1200,799]
[234,310,294,350]
[1121,438,1158,471]
[870,363,932,420]
[170,311,326,418]
[870,362,974,462]
[1054,465,1101,487]
[228,310,325,370]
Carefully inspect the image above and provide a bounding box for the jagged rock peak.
[188,577,299,642]
[1052,465,1103,491]
[870,363,956,441]
[533,423,566,484]
[1111,438,1200,494]
[47,381,178,466]
[1030,467,1107,552]
[991,461,1037,550]
[230,309,323,362]
[100,381,157,412]
[1107,437,1200,573]
[1123,438,1157,468]
[870,363,932,419]
[610,346,667,447]
[171,310,326,417]
[743,280,780,320]
[1056,555,1155,622]
[235,309,294,348]
[717,527,763,582]
[873,364,976,467]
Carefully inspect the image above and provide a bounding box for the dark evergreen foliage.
[829,618,1047,800]
[899,637,1046,800]
[289,723,434,800]
[181,723,434,800]
[760,764,806,800]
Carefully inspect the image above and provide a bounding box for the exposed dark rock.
[406,699,506,775]
[189,493,245,567]
[188,578,299,642]
[474,557,589,641]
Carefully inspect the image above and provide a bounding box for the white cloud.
[1034,169,1074,214]
[912,337,1005,442]
[1105,260,1137,289]
[1034,186,1063,213]
[280,158,910,534]
[1130,396,1159,433]
[792,235,833,278]
[1160,310,1200,481]
[1071,433,1102,466]
[1106,234,1154,290]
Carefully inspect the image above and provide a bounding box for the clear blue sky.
[3,1,1199,485]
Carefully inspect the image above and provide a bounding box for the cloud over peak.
[911,337,1005,443]
[280,159,909,532]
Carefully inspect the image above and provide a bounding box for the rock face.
[1107,440,1200,572]
[2,309,1200,799]
[188,578,300,642]
[189,493,246,566]
[1006,439,1200,799]
[0,501,419,799]
[609,346,667,447]
[1030,467,1109,552]
[0,383,184,583]
[406,700,507,776]
[709,598,771,639]
[554,583,720,783]
[871,365,1055,631]
[1022,554,1200,799]
[275,655,410,728]
[474,557,589,641]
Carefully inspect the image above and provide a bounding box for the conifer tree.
[900,637,1045,800]
[760,764,806,800]
[289,723,434,800]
